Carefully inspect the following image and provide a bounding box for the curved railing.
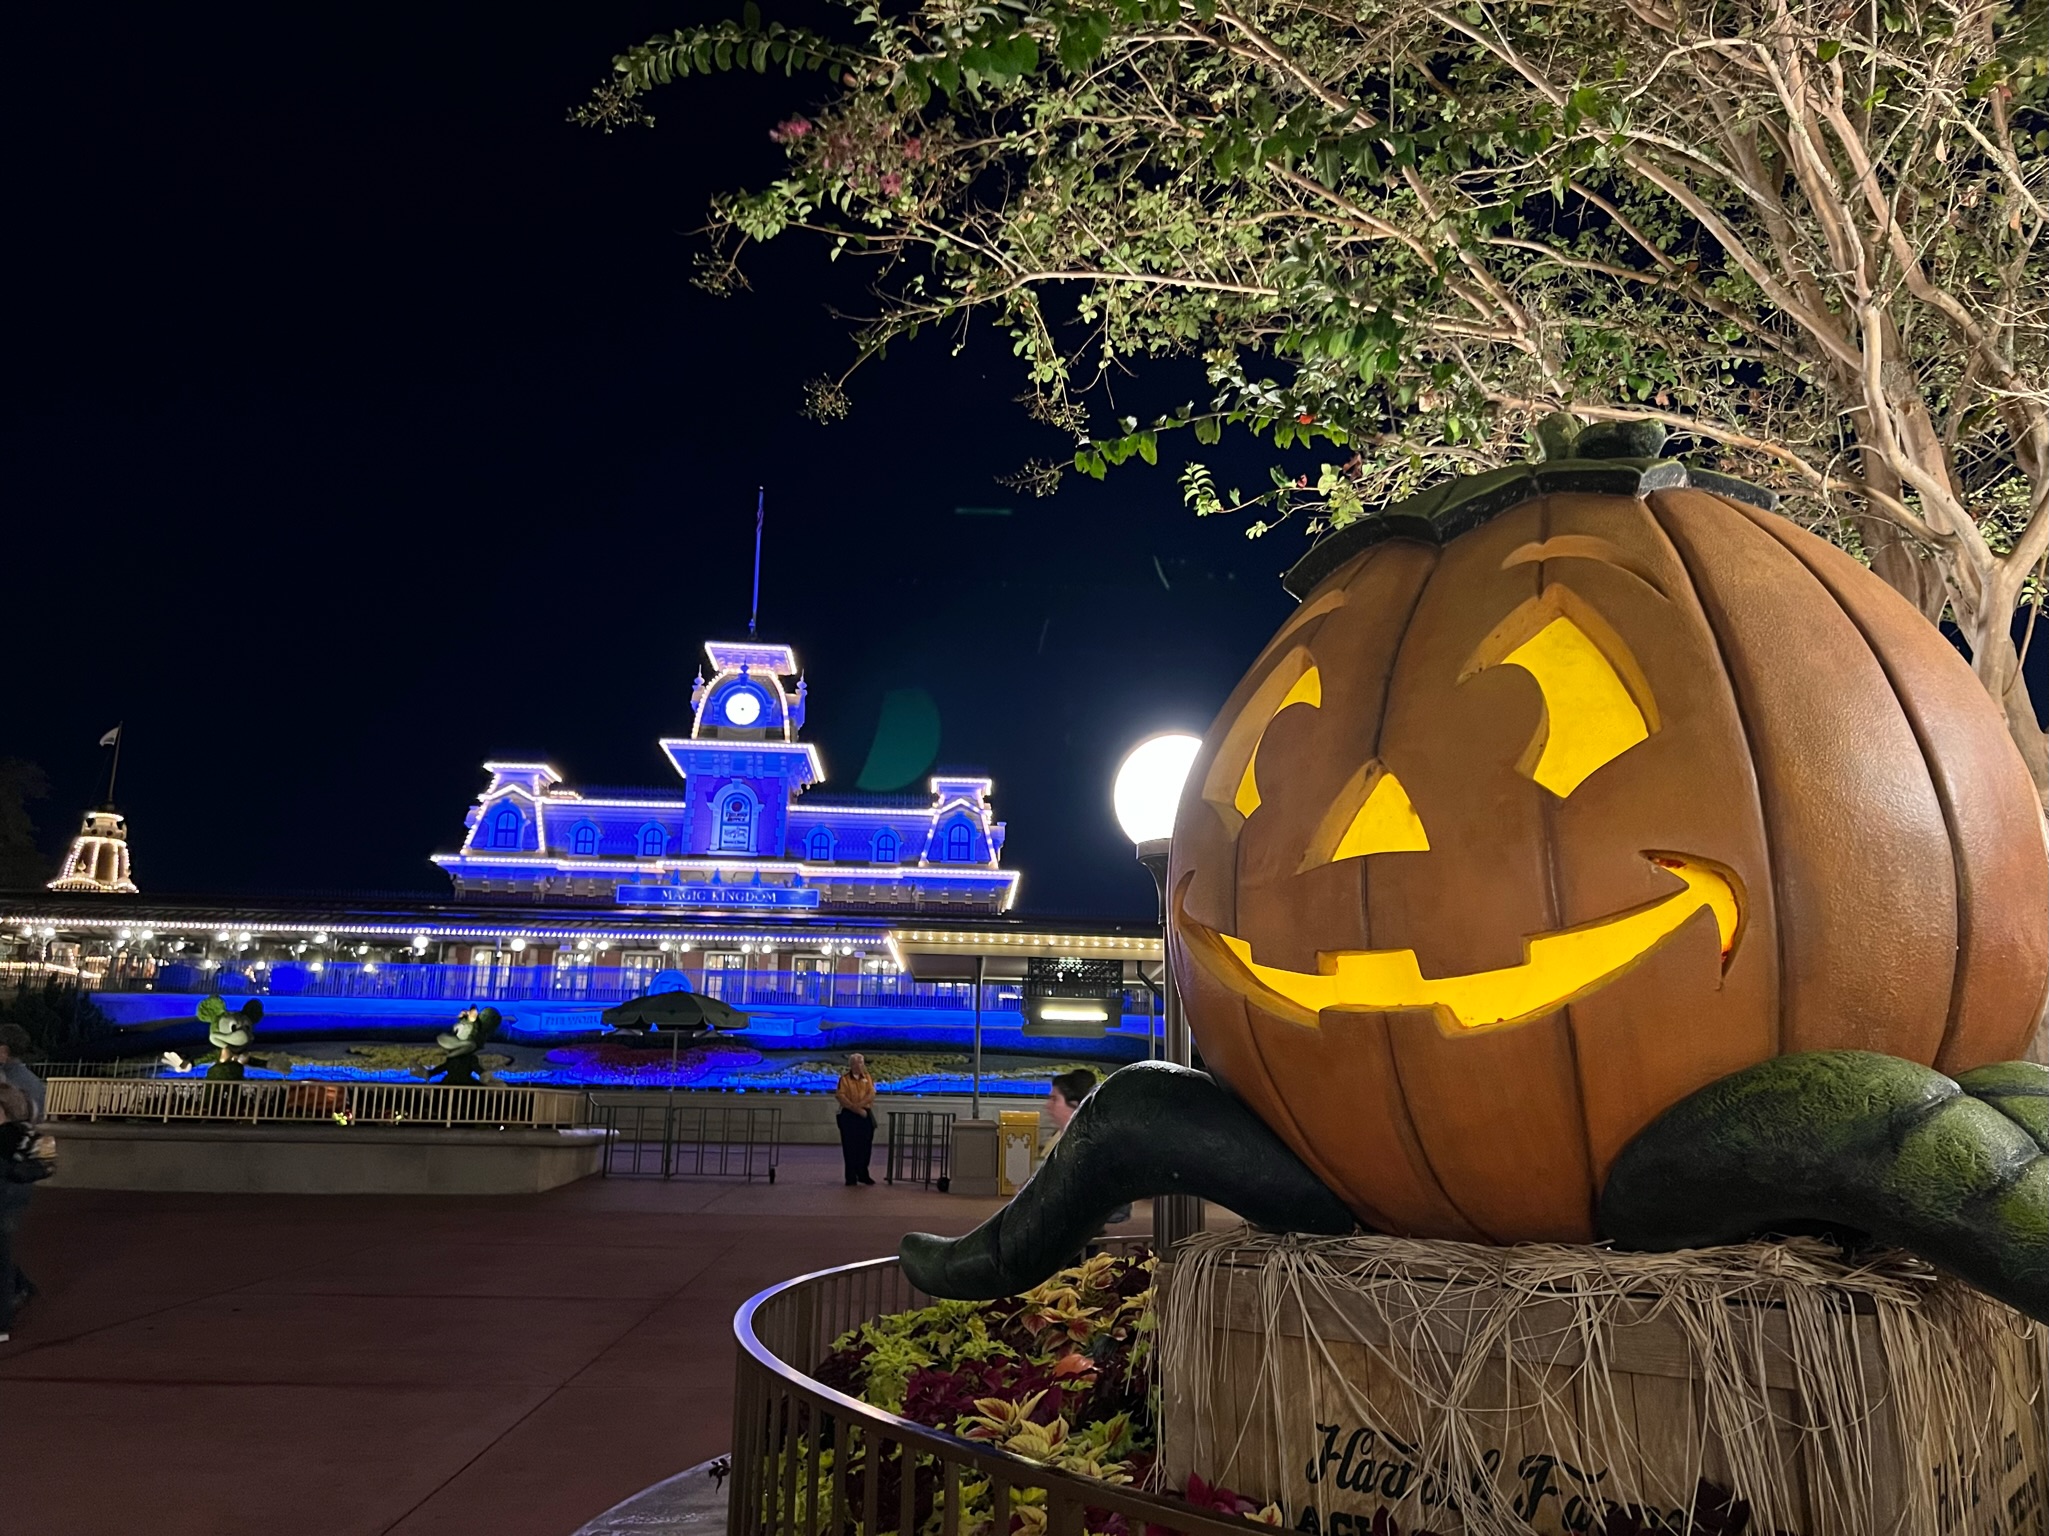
[731,1253,1255,1536]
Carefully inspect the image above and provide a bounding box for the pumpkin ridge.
[1222,618,1348,1208]
[1640,489,1785,1065]
[1263,540,1485,1237]
[1369,497,1577,1242]
[1532,492,1610,1239]
[1652,488,1957,1057]
[1730,503,2045,1071]
[1736,507,1970,1068]
[1363,526,1506,1239]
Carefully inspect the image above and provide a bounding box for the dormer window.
[807,829,833,862]
[719,790,757,853]
[874,829,899,864]
[571,824,599,857]
[638,824,667,859]
[491,808,522,849]
[946,824,973,862]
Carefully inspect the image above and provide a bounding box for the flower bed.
[808,1254,1790,1536]
[807,1250,1281,1536]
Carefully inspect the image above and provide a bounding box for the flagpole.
[748,487,764,638]
[105,724,123,806]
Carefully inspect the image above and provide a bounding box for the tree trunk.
[1856,514,1949,624]
[1971,622,2049,802]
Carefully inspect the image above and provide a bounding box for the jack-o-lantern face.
[1169,485,2049,1245]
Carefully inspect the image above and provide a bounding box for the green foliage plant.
[795,1250,1160,1536]
[0,975,113,1059]
[582,0,2049,797]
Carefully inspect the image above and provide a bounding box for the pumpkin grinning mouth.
[1178,853,1744,1037]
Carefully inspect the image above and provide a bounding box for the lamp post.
[1114,732,1204,1254]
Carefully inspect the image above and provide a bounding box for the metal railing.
[883,1111,952,1190]
[43,1076,587,1128]
[106,962,1155,1019]
[590,1096,781,1181]
[33,1059,165,1080]
[732,1252,1252,1536]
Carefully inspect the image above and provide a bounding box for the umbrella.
[601,990,750,1036]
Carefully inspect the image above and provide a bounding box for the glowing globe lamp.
[1114,732,1202,847]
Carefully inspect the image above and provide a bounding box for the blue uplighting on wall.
[433,638,1018,911]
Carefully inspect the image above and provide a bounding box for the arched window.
[492,808,522,849]
[719,792,756,853]
[638,824,667,859]
[946,824,973,861]
[807,829,833,862]
[874,829,899,864]
[571,824,598,857]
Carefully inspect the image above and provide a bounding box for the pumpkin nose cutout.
[1301,763,1429,871]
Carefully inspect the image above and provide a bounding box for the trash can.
[948,1119,999,1197]
[998,1109,1041,1195]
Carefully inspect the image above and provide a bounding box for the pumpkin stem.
[1601,1050,2049,1324]
[898,1060,1356,1299]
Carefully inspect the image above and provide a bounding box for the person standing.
[0,1025,42,1328]
[0,1077,32,1343]
[835,1054,877,1186]
[0,1026,44,1122]
[1044,1068,1132,1235]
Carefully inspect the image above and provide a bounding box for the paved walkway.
[5,1149,1138,1536]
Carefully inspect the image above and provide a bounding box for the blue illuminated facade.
[433,640,1019,915]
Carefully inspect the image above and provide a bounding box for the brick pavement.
[2,1147,1133,1536]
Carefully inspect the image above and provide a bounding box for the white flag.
[99,726,120,747]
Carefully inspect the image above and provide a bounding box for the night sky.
[4,1,1304,919]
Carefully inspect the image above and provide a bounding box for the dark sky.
[3,1,1303,919]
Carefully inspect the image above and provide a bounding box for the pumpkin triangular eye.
[1300,763,1429,870]
[1232,666,1322,817]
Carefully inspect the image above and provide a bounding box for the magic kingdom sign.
[614,882,822,910]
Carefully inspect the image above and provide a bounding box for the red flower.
[904,136,924,160]
[770,116,812,143]
[1297,412,1315,424]
[880,171,904,196]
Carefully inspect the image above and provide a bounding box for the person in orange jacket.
[835,1053,877,1186]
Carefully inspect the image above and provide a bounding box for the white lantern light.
[1113,732,1203,845]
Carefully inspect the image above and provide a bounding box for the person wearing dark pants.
[0,1181,29,1341]
[0,1027,42,1326]
[0,1066,34,1342]
[836,1053,877,1186]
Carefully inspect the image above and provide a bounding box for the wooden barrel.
[1159,1233,2046,1536]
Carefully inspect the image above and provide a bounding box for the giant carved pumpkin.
[1169,456,2049,1245]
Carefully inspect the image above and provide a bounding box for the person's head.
[1046,1068,1097,1129]
[846,1053,868,1078]
[0,1024,29,1066]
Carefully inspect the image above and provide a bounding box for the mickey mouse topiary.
[194,994,266,1080]
[426,1005,502,1087]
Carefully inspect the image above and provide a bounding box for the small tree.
[582,0,2049,792]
